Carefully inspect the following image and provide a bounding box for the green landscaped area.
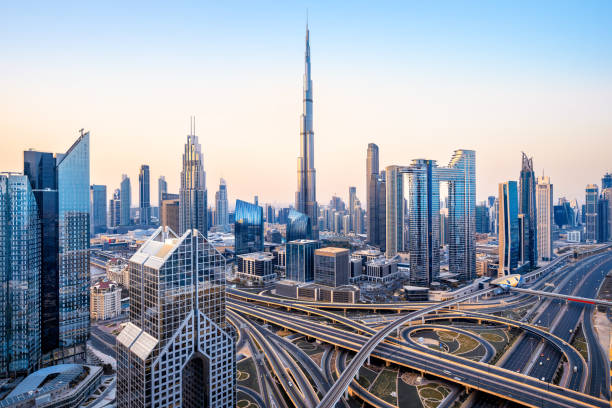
[357,365,379,389]
[237,390,261,408]
[237,358,260,394]
[369,368,398,405]
[417,383,451,408]
[571,327,589,361]
[295,338,327,356]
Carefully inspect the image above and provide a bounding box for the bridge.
[505,286,612,307]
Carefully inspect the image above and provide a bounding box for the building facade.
[90,280,122,320]
[295,25,319,240]
[117,227,235,408]
[179,118,208,236]
[109,188,121,228]
[286,239,320,282]
[215,178,229,231]
[519,153,537,269]
[536,176,553,261]
[236,252,276,284]
[90,184,107,235]
[498,181,519,276]
[314,247,349,287]
[0,174,41,377]
[585,184,599,242]
[286,208,312,242]
[24,131,90,365]
[157,176,167,209]
[161,198,180,234]
[138,165,150,225]
[234,199,264,256]
[120,174,131,226]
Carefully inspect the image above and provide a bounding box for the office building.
[157,176,167,208]
[536,176,553,261]
[352,200,364,234]
[475,204,490,233]
[348,186,356,231]
[215,178,229,231]
[160,198,180,234]
[367,144,386,248]
[120,174,131,226]
[603,188,612,240]
[90,184,107,235]
[138,165,150,225]
[295,24,319,240]
[117,227,235,408]
[236,252,276,284]
[598,196,609,242]
[179,117,207,236]
[109,188,121,228]
[364,258,399,283]
[265,203,275,223]
[286,208,312,241]
[519,153,537,268]
[24,131,90,365]
[602,172,612,190]
[498,181,519,276]
[314,247,349,287]
[90,280,122,321]
[440,208,449,246]
[0,174,41,377]
[585,184,598,242]
[386,150,476,282]
[286,239,320,282]
[234,199,264,255]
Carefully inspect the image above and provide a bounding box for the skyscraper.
[138,165,150,225]
[117,227,235,407]
[367,143,386,247]
[286,208,312,242]
[24,131,90,364]
[215,178,229,231]
[602,172,612,190]
[475,204,490,234]
[536,176,553,261]
[498,181,519,277]
[348,186,356,232]
[295,24,318,240]
[585,184,599,242]
[120,174,131,226]
[234,199,264,256]
[286,239,320,282]
[157,175,167,209]
[519,153,537,269]
[109,188,121,228]
[90,184,107,235]
[0,174,41,377]
[603,188,612,240]
[160,198,179,234]
[598,195,609,242]
[180,117,207,236]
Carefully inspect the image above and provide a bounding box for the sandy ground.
[593,311,611,362]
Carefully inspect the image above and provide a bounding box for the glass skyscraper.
[585,184,598,242]
[157,175,167,209]
[367,143,386,248]
[286,239,320,282]
[90,184,107,235]
[286,208,312,242]
[519,153,537,269]
[120,174,131,226]
[180,118,207,236]
[498,181,519,276]
[24,131,90,364]
[234,199,264,256]
[117,227,235,407]
[215,178,229,231]
[0,174,41,377]
[138,164,150,225]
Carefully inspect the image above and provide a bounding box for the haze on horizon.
[1,1,611,209]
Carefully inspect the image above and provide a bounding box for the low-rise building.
[274,280,359,303]
[236,252,277,284]
[364,257,399,283]
[314,247,349,287]
[90,279,122,320]
[106,258,129,288]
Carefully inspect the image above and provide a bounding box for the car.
[453,376,462,381]
[443,370,451,375]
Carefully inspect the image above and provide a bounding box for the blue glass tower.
[0,174,41,377]
[24,131,90,365]
[519,153,537,269]
[234,199,263,256]
[286,209,312,242]
[286,239,320,282]
[498,181,519,276]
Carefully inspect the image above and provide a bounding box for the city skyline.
[2,3,611,208]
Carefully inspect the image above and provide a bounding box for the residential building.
[234,199,264,256]
[286,239,320,282]
[585,184,599,242]
[179,117,207,236]
[138,164,150,225]
[90,280,122,320]
[117,227,235,407]
[536,176,553,261]
[0,174,41,377]
[498,181,519,276]
[90,184,107,235]
[295,24,319,240]
[314,247,349,287]
[109,188,121,228]
[23,131,90,365]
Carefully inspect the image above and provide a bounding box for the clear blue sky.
[2,1,611,206]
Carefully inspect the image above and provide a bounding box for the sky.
[1,1,611,209]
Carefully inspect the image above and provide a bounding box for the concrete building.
[314,247,349,287]
[90,280,122,320]
[117,227,235,408]
[236,252,277,284]
[536,176,553,261]
[364,257,399,283]
[106,259,129,288]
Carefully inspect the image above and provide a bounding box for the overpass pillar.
[367,356,370,366]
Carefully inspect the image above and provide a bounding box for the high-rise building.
[215,178,229,231]
[157,175,167,209]
[295,24,318,240]
[234,199,264,256]
[314,247,349,287]
[286,239,320,282]
[160,198,180,234]
[352,199,364,234]
[23,131,90,364]
[0,174,41,377]
[519,153,537,269]
[475,204,490,234]
[138,165,150,225]
[367,143,379,241]
[120,174,131,226]
[536,176,553,261]
[598,196,609,242]
[117,227,235,407]
[348,186,356,231]
[90,184,107,235]
[602,188,612,240]
[264,203,275,223]
[286,208,312,242]
[585,184,599,242]
[109,188,121,228]
[498,181,519,276]
[602,172,612,190]
[385,150,476,282]
[180,117,207,236]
